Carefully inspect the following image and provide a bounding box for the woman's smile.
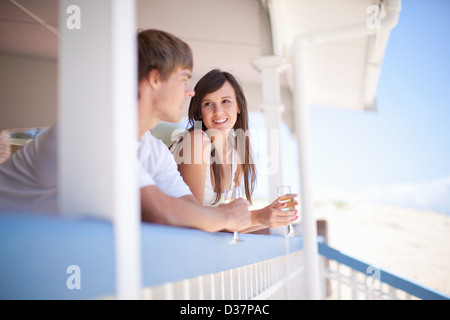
[212,118,228,125]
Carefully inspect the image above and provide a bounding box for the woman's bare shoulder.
[187,129,211,150]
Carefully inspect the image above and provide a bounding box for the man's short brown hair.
[138,29,193,82]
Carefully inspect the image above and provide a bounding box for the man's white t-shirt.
[0,126,58,213]
[137,131,191,198]
[0,125,191,213]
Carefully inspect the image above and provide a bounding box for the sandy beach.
[314,201,450,296]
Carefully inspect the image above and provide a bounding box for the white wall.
[0,53,57,130]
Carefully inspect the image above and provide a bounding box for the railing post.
[291,39,322,300]
[58,0,140,299]
[252,56,288,202]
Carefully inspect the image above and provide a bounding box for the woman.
[171,69,297,232]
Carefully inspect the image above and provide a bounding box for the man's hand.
[219,198,251,232]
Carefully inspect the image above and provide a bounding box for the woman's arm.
[176,130,211,204]
[238,197,299,234]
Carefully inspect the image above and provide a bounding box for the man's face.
[154,67,195,123]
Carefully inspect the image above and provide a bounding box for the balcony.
[1,213,447,300]
[1,1,448,302]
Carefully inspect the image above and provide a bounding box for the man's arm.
[179,194,199,205]
[140,185,251,233]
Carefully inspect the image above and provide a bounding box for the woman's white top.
[203,147,239,207]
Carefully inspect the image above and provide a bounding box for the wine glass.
[224,187,244,244]
[277,185,297,237]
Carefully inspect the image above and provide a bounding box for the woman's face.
[200,81,240,133]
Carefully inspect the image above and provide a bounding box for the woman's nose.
[213,104,223,114]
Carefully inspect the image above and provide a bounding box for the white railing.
[322,259,417,300]
[141,251,305,300]
[1,213,447,300]
[0,213,306,300]
[138,222,307,300]
[318,242,449,300]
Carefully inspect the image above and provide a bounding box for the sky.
[250,0,450,215]
[308,0,450,214]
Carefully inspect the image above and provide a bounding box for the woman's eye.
[222,99,230,103]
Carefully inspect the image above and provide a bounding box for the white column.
[291,41,322,299]
[252,56,288,202]
[58,0,140,299]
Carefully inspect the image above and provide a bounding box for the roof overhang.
[266,0,401,111]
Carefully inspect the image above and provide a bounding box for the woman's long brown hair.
[187,69,256,205]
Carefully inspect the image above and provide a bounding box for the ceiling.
[0,0,58,59]
[0,0,400,130]
[269,0,392,110]
[0,0,265,84]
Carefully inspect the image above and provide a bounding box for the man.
[0,29,251,233]
[135,29,251,232]
[0,125,58,213]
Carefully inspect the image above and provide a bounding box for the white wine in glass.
[224,187,244,244]
[277,185,297,237]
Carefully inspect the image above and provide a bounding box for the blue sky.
[305,0,450,214]
[247,1,450,215]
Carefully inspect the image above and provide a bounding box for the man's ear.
[147,69,161,89]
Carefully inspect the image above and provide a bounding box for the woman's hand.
[252,195,299,228]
